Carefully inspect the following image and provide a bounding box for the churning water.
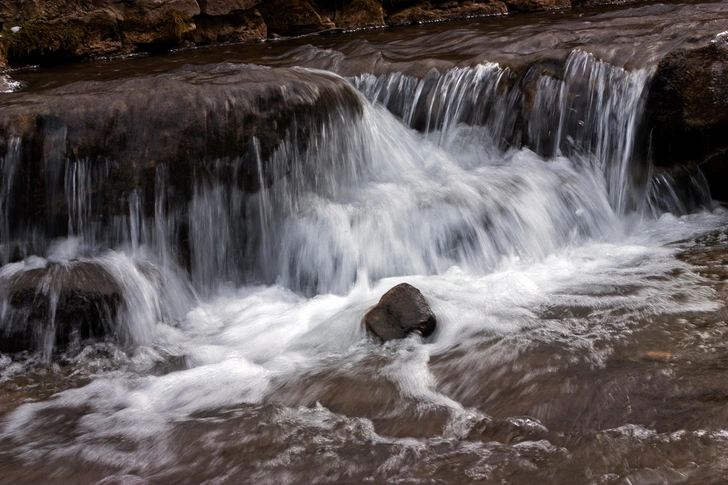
[1,15,727,484]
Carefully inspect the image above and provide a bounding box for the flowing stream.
[2,2,728,484]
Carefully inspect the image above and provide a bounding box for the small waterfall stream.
[0,32,726,484]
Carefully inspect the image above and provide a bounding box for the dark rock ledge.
[0,64,362,244]
[0,64,363,355]
[647,33,728,201]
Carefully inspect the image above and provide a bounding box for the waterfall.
[3,4,728,481]
[352,50,711,217]
[0,50,714,355]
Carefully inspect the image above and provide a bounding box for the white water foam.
[0,56,726,479]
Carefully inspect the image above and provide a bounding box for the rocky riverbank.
[0,0,651,68]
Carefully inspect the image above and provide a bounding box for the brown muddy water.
[2,1,728,484]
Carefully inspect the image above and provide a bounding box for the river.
[2,1,728,483]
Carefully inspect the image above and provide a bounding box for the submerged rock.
[364,283,437,342]
[0,261,122,355]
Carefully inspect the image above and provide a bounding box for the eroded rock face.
[0,0,202,63]
[0,261,122,355]
[364,283,437,342]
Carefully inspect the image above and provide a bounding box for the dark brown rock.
[0,64,362,244]
[647,34,728,200]
[649,38,728,134]
[364,283,437,342]
[119,1,200,48]
[199,0,262,16]
[387,1,506,26]
[0,0,201,64]
[335,0,385,30]
[258,0,335,36]
[192,8,267,43]
[502,0,569,12]
[0,261,122,354]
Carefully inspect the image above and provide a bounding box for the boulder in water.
[364,283,437,342]
[647,33,728,199]
[0,261,122,355]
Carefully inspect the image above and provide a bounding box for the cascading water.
[0,24,727,484]
[0,47,714,355]
[252,97,620,294]
[354,50,704,217]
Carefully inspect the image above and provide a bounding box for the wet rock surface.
[0,261,122,355]
[647,33,728,200]
[388,1,508,26]
[364,283,437,342]
[0,3,728,483]
[0,65,362,243]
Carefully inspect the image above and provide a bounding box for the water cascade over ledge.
[1,7,728,482]
[1,51,711,353]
